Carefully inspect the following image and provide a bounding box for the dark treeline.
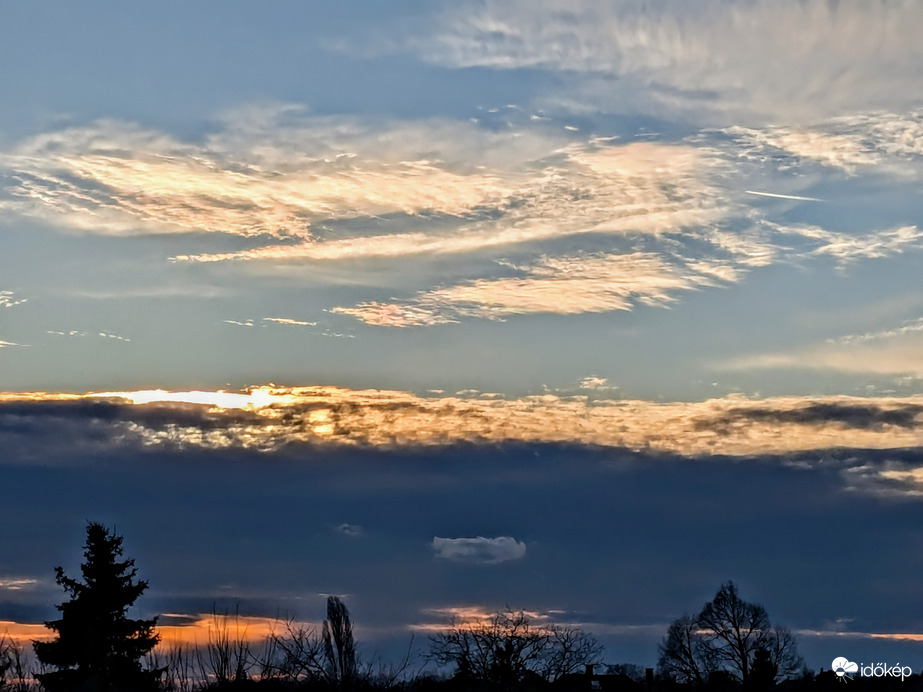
[2,524,920,692]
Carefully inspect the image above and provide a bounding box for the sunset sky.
[1,0,923,671]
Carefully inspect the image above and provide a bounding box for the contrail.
[745,190,823,202]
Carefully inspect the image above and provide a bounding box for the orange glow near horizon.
[156,613,304,647]
[1,614,314,648]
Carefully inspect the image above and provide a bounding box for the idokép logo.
[832,658,913,682]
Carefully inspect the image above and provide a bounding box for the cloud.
[721,314,923,379]
[578,376,612,391]
[0,291,27,309]
[432,536,527,564]
[709,403,923,432]
[841,459,923,499]
[332,252,736,325]
[2,387,923,470]
[0,112,522,238]
[46,330,131,342]
[407,0,923,121]
[835,317,923,346]
[803,226,923,265]
[726,110,923,173]
[335,523,363,537]
[173,139,731,264]
[0,578,38,591]
[262,317,317,327]
[6,106,920,333]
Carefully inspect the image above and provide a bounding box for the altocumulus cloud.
[432,536,527,564]
[3,104,922,330]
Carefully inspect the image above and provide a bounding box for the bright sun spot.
[92,388,279,410]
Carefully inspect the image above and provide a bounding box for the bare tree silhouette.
[658,582,804,686]
[427,608,601,688]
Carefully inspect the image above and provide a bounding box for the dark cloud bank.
[0,396,921,669]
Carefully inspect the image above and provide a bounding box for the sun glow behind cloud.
[91,388,280,410]
[3,387,922,487]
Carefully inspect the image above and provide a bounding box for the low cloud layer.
[432,536,527,564]
[1,386,922,499]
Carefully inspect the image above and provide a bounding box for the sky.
[1,0,923,673]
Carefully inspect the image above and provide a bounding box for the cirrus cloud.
[406,0,923,122]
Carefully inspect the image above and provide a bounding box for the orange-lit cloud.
[333,252,738,325]
[728,111,923,173]
[5,106,921,333]
[0,116,514,238]
[173,140,730,265]
[2,387,922,474]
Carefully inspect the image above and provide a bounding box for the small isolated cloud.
[99,332,131,342]
[0,291,26,309]
[0,340,19,348]
[46,330,130,342]
[335,523,363,537]
[579,376,613,391]
[223,320,255,328]
[842,460,923,499]
[432,536,527,564]
[0,577,38,591]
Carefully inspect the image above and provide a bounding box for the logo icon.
[832,658,858,683]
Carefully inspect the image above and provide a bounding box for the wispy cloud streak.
[332,252,737,326]
[406,0,923,121]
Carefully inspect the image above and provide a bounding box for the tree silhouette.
[33,523,161,692]
[658,582,803,686]
[323,596,358,689]
[427,608,601,688]
[657,614,712,685]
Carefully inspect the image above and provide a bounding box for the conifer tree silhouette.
[33,523,161,692]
